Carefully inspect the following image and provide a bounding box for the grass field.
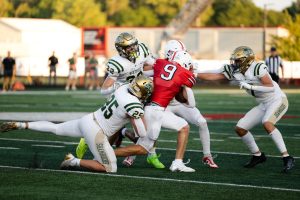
[0,89,299,200]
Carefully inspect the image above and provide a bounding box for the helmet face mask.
[164,40,186,60]
[115,32,139,62]
[171,50,193,70]
[230,46,255,73]
[128,75,153,101]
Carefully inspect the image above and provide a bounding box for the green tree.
[52,0,106,27]
[0,0,13,17]
[205,0,285,27]
[271,13,300,60]
[286,0,300,20]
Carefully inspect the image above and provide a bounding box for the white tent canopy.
[0,18,83,77]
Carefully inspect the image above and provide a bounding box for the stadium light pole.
[263,3,273,60]
[263,4,267,60]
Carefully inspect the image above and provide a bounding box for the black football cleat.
[282,156,295,173]
[244,152,267,168]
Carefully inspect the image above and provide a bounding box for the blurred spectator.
[84,53,91,88]
[265,47,284,83]
[2,51,16,92]
[88,52,99,90]
[65,52,77,91]
[48,51,58,86]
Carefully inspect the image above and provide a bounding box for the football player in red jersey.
[115,50,197,172]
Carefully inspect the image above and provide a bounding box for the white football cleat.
[60,153,76,169]
[122,156,134,167]
[202,156,219,168]
[169,160,195,172]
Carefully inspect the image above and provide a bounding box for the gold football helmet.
[230,46,255,74]
[115,32,139,62]
[128,75,153,100]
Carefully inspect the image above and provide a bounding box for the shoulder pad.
[107,58,125,75]
[222,64,234,80]
[139,43,150,57]
[124,102,144,119]
[253,62,268,77]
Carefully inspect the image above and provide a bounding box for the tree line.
[0,0,299,60]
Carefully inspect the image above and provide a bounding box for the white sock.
[121,128,127,137]
[128,155,136,161]
[174,159,183,164]
[148,147,156,155]
[199,123,211,156]
[241,132,260,155]
[17,122,27,129]
[27,121,58,133]
[72,158,81,167]
[270,128,288,155]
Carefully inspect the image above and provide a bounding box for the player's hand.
[192,62,199,72]
[239,81,251,90]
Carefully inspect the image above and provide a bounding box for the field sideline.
[0,89,299,199]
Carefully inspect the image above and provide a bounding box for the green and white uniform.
[223,61,288,129]
[106,43,155,84]
[94,84,144,137]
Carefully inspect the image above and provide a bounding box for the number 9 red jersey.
[151,59,196,107]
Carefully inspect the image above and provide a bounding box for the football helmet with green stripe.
[230,46,255,74]
[128,75,153,100]
[115,32,139,62]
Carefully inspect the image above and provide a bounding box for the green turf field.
[0,89,299,200]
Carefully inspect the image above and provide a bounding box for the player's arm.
[100,60,121,95]
[240,64,274,92]
[194,64,233,81]
[182,87,196,108]
[130,116,147,138]
[280,58,284,78]
[195,73,226,80]
[126,103,147,137]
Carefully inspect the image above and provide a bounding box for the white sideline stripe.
[157,147,300,159]
[0,147,19,150]
[0,138,77,145]
[158,139,177,143]
[32,144,65,148]
[0,165,299,193]
[193,138,224,142]
[1,137,299,159]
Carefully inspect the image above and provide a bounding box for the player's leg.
[62,114,116,172]
[263,97,294,172]
[236,105,266,168]
[3,76,10,91]
[161,111,195,172]
[168,104,218,168]
[122,105,165,168]
[1,119,83,138]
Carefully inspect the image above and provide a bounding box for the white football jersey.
[223,61,286,103]
[94,84,144,137]
[106,43,155,84]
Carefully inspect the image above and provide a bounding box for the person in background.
[265,47,284,84]
[88,52,99,90]
[48,51,58,86]
[2,51,16,92]
[84,53,91,89]
[65,52,77,91]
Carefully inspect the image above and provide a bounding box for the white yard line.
[193,138,224,142]
[0,165,299,192]
[1,137,299,159]
[0,147,20,150]
[32,144,65,148]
